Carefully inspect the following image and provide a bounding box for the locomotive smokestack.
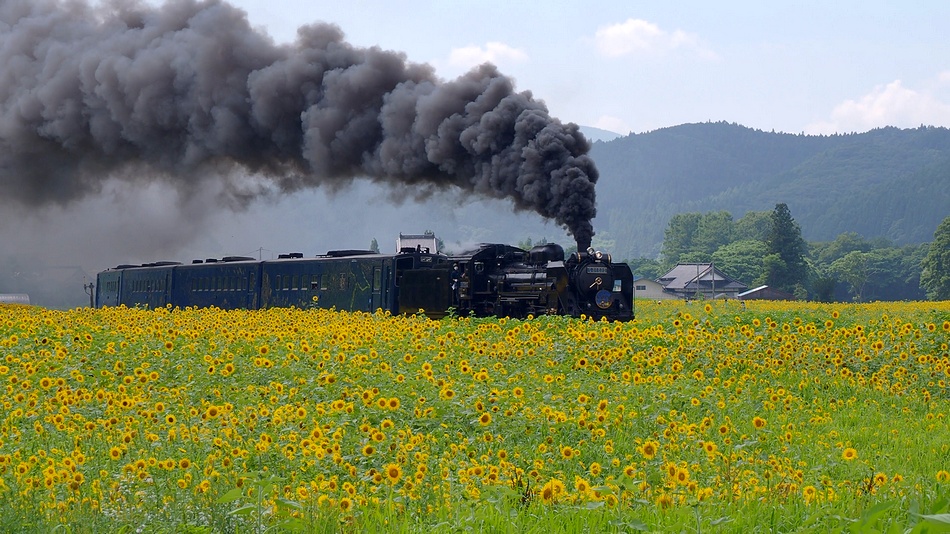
[576,236,592,254]
[0,0,597,243]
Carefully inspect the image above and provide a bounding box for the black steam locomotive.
[95,238,633,321]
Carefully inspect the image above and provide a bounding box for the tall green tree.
[920,216,950,300]
[764,203,809,293]
[660,212,702,268]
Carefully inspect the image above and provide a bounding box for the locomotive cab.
[393,247,452,317]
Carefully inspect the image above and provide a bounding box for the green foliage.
[831,250,869,301]
[660,212,703,267]
[734,211,771,242]
[660,211,737,269]
[765,203,809,292]
[694,211,734,255]
[921,216,950,300]
[625,257,664,280]
[650,206,928,301]
[711,239,767,287]
[591,123,950,261]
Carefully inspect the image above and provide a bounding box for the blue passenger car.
[170,257,261,310]
[95,248,448,315]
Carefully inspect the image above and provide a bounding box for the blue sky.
[227,0,950,135]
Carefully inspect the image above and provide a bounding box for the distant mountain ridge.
[590,122,950,260]
[580,126,623,143]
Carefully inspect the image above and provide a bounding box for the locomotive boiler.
[425,243,633,320]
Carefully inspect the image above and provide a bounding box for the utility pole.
[83,281,95,308]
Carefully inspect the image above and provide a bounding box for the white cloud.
[806,77,950,134]
[447,41,529,70]
[593,18,717,60]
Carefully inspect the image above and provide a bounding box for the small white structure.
[633,278,677,300]
[0,293,30,305]
[396,232,438,253]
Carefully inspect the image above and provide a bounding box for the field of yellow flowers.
[1,300,949,532]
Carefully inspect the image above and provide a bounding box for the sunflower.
[539,478,565,504]
[802,485,818,503]
[574,476,591,493]
[384,463,402,485]
[640,440,659,460]
[841,447,858,461]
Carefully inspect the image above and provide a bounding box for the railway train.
[94,235,634,321]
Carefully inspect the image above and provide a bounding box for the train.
[94,234,634,321]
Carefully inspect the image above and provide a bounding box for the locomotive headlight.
[595,251,603,260]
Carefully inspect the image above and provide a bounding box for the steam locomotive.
[95,236,634,321]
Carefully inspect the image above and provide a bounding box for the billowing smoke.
[0,0,598,248]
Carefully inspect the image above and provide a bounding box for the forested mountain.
[591,123,950,260]
[5,122,949,308]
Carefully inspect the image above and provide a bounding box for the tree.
[660,212,702,268]
[920,216,950,300]
[626,257,663,281]
[694,211,735,255]
[830,251,868,301]
[369,238,380,253]
[711,239,767,286]
[765,203,809,293]
[734,211,772,242]
[813,231,870,265]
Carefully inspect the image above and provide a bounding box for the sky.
[3,0,950,304]
[227,0,950,135]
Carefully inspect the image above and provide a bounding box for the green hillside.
[591,122,950,260]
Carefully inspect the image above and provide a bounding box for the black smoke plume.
[0,0,597,247]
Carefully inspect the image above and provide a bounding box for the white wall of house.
[633,279,677,300]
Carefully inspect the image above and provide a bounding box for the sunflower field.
[1,300,949,532]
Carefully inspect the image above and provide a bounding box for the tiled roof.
[657,263,747,291]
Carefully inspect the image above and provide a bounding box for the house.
[656,263,748,300]
[738,285,796,301]
[632,277,677,300]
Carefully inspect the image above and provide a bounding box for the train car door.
[237,264,260,310]
[371,265,382,311]
[248,268,259,309]
[380,260,394,313]
[164,269,173,306]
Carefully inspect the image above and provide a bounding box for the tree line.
[625,204,949,302]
